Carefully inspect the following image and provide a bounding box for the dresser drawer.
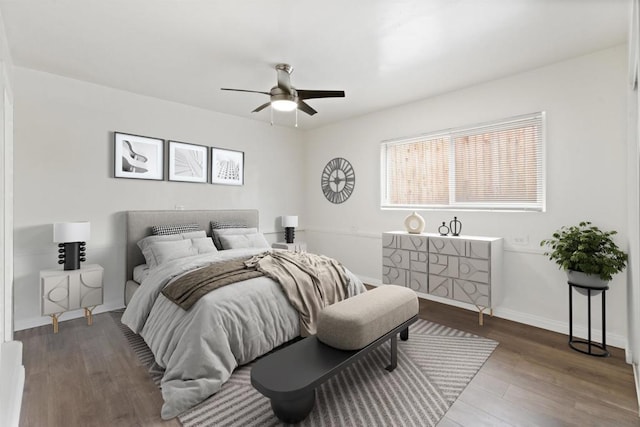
[428,275,453,299]
[453,279,490,307]
[429,236,465,256]
[383,248,410,269]
[459,258,489,283]
[383,266,407,286]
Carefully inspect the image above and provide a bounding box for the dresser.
[382,232,503,325]
[40,264,104,333]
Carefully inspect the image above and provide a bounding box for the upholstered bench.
[251,285,419,423]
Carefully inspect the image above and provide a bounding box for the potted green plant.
[540,221,628,289]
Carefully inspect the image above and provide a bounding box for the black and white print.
[168,141,208,183]
[211,147,244,186]
[114,132,164,180]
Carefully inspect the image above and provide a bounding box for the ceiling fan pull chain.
[295,108,298,128]
[270,106,274,126]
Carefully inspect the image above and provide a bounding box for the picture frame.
[114,132,164,180]
[210,147,244,186]
[168,140,209,183]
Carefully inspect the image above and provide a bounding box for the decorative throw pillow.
[148,239,197,266]
[191,237,218,254]
[152,223,201,236]
[210,221,248,249]
[138,230,206,267]
[218,232,270,250]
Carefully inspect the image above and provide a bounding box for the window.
[381,112,545,211]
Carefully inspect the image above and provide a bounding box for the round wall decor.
[321,157,355,204]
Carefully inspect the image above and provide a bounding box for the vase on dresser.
[404,211,425,234]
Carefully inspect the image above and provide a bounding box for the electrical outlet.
[511,235,529,245]
[175,205,185,211]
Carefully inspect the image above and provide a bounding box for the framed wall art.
[114,132,164,180]
[168,140,208,183]
[210,147,244,186]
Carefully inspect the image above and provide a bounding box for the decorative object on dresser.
[168,140,208,183]
[53,221,90,270]
[382,231,503,325]
[321,157,355,204]
[438,221,450,236]
[210,147,244,186]
[114,132,164,180]
[404,211,425,234]
[40,264,104,333]
[281,215,298,243]
[449,216,462,236]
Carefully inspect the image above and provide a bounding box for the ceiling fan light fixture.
[271,97,298,112]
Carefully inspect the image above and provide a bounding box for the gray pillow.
[210,221,247,249]
[191,237,218,254]
[218,232,270,250]
[138,230,206,267]
[148,239,197,266]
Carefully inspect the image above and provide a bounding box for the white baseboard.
[13,300,125,332]
[360,276,627,349]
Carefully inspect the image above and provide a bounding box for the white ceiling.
[0,0,629,129]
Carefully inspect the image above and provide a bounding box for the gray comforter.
[121,248,365,419]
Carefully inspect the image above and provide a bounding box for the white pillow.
[213,227,258,237]
[148,239,197,267]
[191,237,218,254]
[219,232,270,250]
[138,230,206,266]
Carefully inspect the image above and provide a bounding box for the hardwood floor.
[15,298,640,426]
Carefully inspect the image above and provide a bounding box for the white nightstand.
[40,264,104,333]
[272,242,307,252]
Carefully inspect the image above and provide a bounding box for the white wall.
[0,8,14,344]
[303,45,630,347]
[12,68,305,330]
[10,45,632,349]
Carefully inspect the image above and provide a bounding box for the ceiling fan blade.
[252,102,271,113]
[221,88,270,95]
[297,101,318,116]
[297,90,345,100]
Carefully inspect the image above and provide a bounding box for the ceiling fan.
[221,63,345,116]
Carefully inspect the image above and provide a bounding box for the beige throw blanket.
[245,251,349,336]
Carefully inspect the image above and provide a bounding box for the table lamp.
[53,221,90,270]
[281,216,298,244]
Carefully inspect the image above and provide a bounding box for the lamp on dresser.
[281,215,298,244]
[53,221,90,270]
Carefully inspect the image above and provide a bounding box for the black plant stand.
[568,281,610,357]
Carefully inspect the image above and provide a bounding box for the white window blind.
[381,112,545,211]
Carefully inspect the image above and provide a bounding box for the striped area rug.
[116,315,498,427]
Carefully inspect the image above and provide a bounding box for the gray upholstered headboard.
[125,209,259,281]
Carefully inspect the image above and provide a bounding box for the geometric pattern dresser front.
[383,231,503,324]
[382,232,429,294]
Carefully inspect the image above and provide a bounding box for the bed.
[120,209,365,419]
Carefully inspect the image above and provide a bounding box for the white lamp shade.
[53,222,90,243]
[281,216,298,228]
